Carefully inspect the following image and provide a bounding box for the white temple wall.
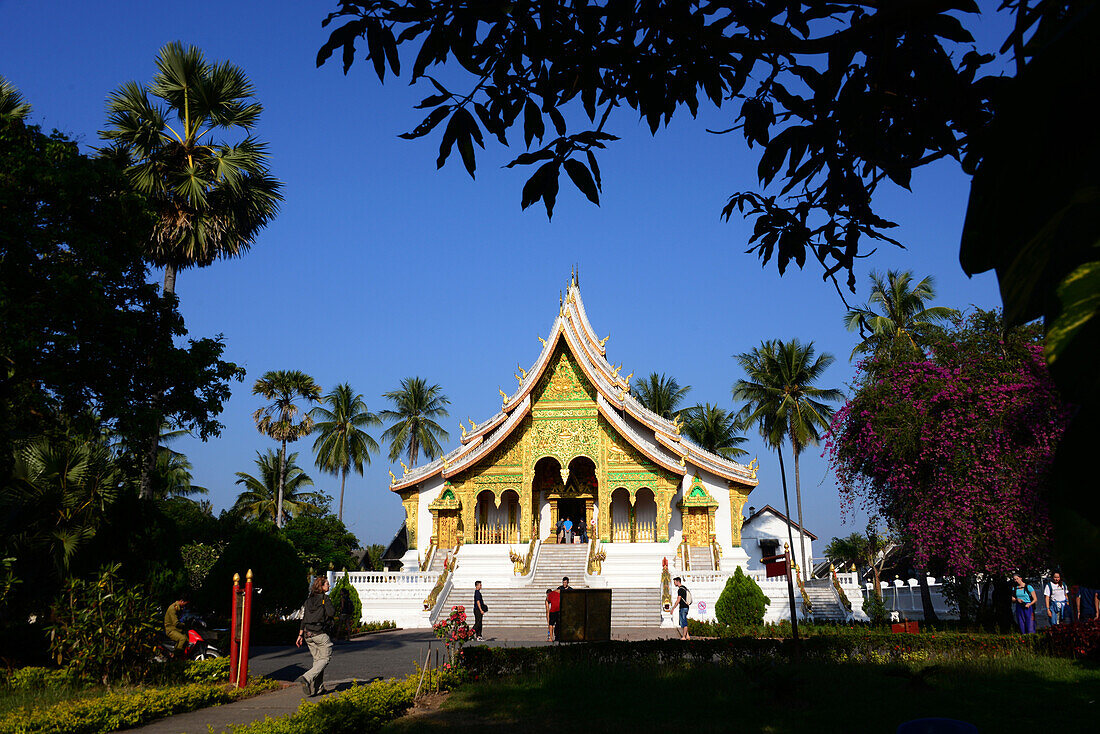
[665,476,686,544]
[416,475,446,553]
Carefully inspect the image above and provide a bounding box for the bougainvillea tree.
[828,310,1070,581]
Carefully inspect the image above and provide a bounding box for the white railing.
[346,571,439,585]
[474,521,519,544]
[681,571,728,584]
[610,520,655,542]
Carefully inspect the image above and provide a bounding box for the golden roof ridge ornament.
[623,371,633,385]
[389,470,396,485]
[672,414,683,437]
[468,418,476,430]
[460,423,467,439]
[517,363,528,380]
[400,461,409,476]
[599,334,610,348]
[611,363,622,377]
[537,334,547,347]
[748,457,758,480]
[499,387,509,405]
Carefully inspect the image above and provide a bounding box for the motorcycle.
[158,613,224,661]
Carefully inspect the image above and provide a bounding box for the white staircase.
[802,579,850,621]
[436,544,663,628]
[686,546,714,572]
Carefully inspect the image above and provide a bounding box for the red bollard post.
[229,573,240,686]
[237,569,253,686]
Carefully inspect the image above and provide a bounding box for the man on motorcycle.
[165,593,190,654]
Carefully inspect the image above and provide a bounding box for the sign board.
[697,601,706,615]
[558,589,612,642]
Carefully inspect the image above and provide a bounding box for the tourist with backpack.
[1045,572,1070,626]
[671,577,692,640]
[1011,573,1037,634]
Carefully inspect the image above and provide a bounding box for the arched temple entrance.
[534,455,597,541]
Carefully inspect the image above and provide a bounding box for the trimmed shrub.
[3,667,75,691]
[715,567,769,628]
[863,592,888,626]
[0,678,277,734]
[199,523,307,620]
[182,657,231,683]
[330,571,362,638]
[47,564,161,683]
[1045,618,1100,659]
[227,670,464,734]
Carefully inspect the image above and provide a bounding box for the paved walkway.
[123,627,677,733]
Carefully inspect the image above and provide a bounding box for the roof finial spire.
[575,264,579,288]
[570,264,575,287]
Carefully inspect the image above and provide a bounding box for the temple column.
[585,499,594,534]
[520,487,533,543]
[459,486,476,544]
[400,491,418,550]
[728,484,750,547]
[549,499,559,540]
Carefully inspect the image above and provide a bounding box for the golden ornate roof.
[391,281,758,491]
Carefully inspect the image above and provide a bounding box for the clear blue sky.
[1,1,1011,551]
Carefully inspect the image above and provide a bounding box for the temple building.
[349,275,863,629]
[389,276,759,572]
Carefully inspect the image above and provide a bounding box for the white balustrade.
[346,571,439,585]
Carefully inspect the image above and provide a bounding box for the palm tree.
[632,373,692,420]
[310,383,381,521]
[251,370,322,528]
[380,377,450,466]
[843,270,959,361]
[734,339,843,572]
[232,450,321,523]
[0,76,32,124]
[99,41,283,296]
[681,403,749,459]
[100,42,283,499]
[4,435,120,575]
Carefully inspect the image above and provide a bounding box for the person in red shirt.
[545,588,560,642]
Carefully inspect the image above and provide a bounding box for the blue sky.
[2,1,1011,551]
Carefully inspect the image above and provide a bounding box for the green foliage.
[233,450,321,525]
[358,621,396,633]
[310,383,381,521]
[227,670,463,734]
[379,377,450,465]
[863,592,888,627]
[283,503,359,572]
[46,565,160,684]
[198,523,307,619]
[715,567,769,628]
[0,678,276,734]
[631,374,691,420]
[3,668,75,691]
[330,571,362,637]
[180,543,222,590]
[462,632,1044,678]
[680,403,747,459]
[180,657,230,684]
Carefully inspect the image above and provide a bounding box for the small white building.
[740,504,817,573]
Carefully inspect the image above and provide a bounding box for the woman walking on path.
[1012,574,1037,634]
[1045,572,1070,625]
[296,577,335,696]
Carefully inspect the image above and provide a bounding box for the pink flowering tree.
[828,310,1070,619]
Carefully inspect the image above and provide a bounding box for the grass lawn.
[382,656,1100,733]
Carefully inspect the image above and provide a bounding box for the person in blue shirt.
[562,517,574,544]
[1073,585,1099,621]
[1011,574,1037,634]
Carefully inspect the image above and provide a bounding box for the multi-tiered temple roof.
[392,279,758,492]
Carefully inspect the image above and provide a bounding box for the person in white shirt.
[1045,571,1070,625]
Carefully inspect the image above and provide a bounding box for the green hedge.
[462,633,1045,677]
[0,679,277,734]
[227,670,463,734]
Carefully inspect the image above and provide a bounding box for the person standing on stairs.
[473,581,488,641]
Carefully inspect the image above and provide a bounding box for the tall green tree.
[734,339,842,573]
[380,377,450,466]
[232,450,321,524]
[100,41,283,297]
[681,403,748,459]
[310,383,381,521]
[843,270,958,362]
[632,373,692,420]
[251,370,322,528]
[100,42,281,498]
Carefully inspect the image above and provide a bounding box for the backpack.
[682,587,693,605]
